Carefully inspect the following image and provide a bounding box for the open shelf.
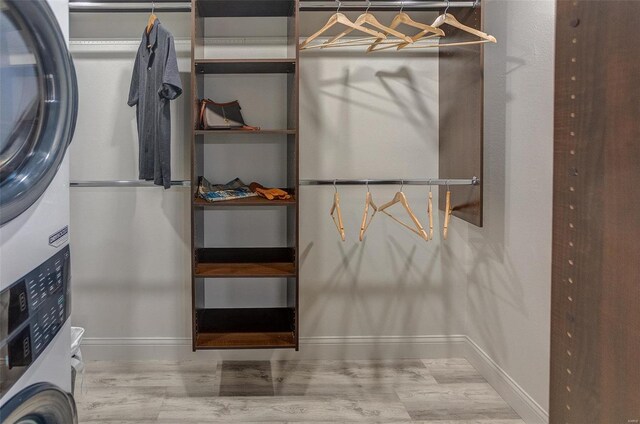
[195,59,296,74]
[195,247,296,277]
[195,307,296,349]
[193,195,296,207]
[196,331,295,348]
[195,129,297,135]
[197,0,295,17]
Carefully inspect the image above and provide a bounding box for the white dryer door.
[0,383,77,424]
[0,0,78,226]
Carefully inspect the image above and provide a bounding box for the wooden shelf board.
[195,262,295,277]
[194,129,297,135]
[195,59,296,74]
[196,331,296,349]
[194,308,296,349]
[195,248,296,276]
[193,196,295,207]
[197,0,295,17]
[196,247,295,262]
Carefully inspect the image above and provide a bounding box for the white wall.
[68,13,192,348]
[452,1,556,422]
[69,11,470,360]
[299,42,469,343]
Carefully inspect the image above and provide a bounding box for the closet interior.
[68,0,486,352]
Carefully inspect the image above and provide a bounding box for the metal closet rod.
[68,0,478,13]
[69,2,192,13]
[300,177,479,186]
[70,180,191,187]
[299,1,479,10]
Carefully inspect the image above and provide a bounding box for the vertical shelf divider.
[287,0,300,349]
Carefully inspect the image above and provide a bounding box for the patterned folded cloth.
[196,177,257,202]
[249,182,292,200]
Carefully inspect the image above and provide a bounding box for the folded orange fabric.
[249,182,291,200]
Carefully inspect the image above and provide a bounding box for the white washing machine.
[0,0,78,422]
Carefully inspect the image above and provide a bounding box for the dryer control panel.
[0,246,71,399]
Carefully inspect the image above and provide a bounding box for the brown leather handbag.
[198,99,259,130]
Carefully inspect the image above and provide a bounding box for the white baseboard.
[464,336,549,424]
[80,334,548,424]
[299,335,468,360]
[80,337,192,361]
[80,334,467,361]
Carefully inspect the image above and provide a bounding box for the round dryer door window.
[0,0,78,226]
[0,383,77,424]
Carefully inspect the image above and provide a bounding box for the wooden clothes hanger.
[359,183,378,241]
[330,182,346,241]
[368,8,445,52]
[301,36,398,50]
[405,39,495,49]
[403,5,496,49]
[442,183,453,240]
[434,12,496,42]
[320,1,412,49]
[146,1,157,35]
[299,1,386,50]
[378,181,429,241]
[336,11,441,52]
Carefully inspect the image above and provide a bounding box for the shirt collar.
[145,20,159,50]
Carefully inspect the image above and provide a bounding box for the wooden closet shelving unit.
[194,129,297,135]
[193,196,296,207]
[194,58,296,74]
[190,0,300,350]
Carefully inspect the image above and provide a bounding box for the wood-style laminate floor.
[74,358,524,423]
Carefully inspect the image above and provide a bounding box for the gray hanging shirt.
[127,20,182,189]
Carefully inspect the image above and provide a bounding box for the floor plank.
[396,382,521,421]
[74,358,523,423]
[81,360,217,388]
[75,386,166,422]
[158,394,411,422]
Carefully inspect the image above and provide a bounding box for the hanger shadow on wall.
[374,67,436,130]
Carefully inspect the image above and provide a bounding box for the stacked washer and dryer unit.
[1,0,78,422]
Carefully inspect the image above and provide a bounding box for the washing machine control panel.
[0,246,71,399]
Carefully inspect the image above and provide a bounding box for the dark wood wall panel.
[438,6,483,227]
[550,1,640,422]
